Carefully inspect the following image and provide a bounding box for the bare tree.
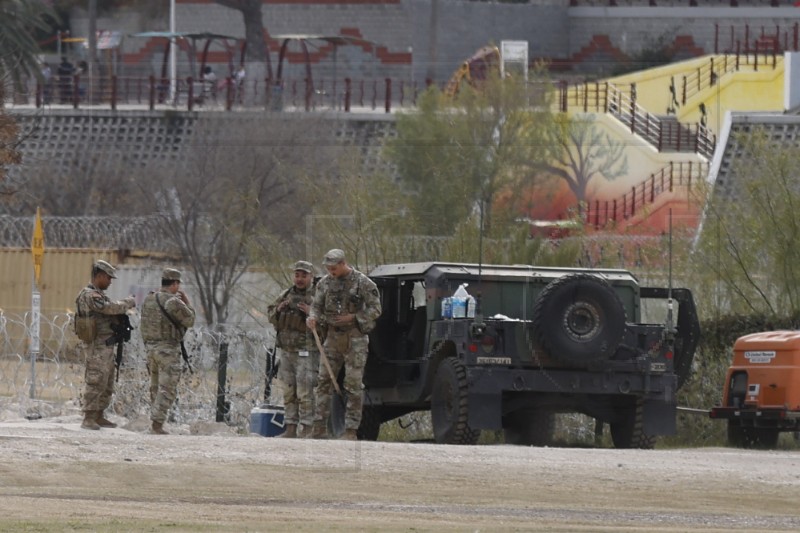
[2,136,151,216]
[213,0,268,107]
[0,88,21,187]
[691,128,800,317]
[140,114,329,326]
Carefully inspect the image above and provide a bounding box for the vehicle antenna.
[665,209,676,343]
[471,196,486,336]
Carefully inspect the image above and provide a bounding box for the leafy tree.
[303,156,414,272]
[690,128,800,317]
[0,0,57,90]
[387,71,556,235]
[537,113,628,218]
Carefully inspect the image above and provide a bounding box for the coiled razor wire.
[1,310,275,433]
[0,215,172,252]
[0,215,689,270]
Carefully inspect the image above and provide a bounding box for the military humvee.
[334,262,700,448]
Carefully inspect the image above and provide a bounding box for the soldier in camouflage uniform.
[75,260,136,430]
[139,268,196,435]
[306,249,382,440]
[267,260,319,438]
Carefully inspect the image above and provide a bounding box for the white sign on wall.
[501,40,529,81]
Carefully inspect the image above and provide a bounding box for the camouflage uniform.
[310,265,381,433]
[76,284,135,414]
[140,271,195,426]
[268,282,318,429]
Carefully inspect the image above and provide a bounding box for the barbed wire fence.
[0,215,173,251]
[0,214,691,440]
[1,309,275,433]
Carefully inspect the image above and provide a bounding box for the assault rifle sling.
[155,293,193,373]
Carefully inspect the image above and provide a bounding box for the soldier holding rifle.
[268,260,319,438]
[74,260,136,431]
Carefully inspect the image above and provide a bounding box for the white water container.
[441,297,453,318]
[452,284,469,319]
[466,294,476,318]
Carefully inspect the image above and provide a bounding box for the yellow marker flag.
[31,207,45,286]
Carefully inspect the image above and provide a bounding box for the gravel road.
[0,410,799,532]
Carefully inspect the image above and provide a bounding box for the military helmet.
[293,260,313,273]
[162,268,182,282]
[93,260,117,279]
[323,248,345,266]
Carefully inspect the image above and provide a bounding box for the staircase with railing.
[585,161,707,230]
[561,51,782,161]
[563,81,717,159]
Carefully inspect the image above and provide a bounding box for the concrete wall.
[8,109,396,189]
[66,1,800,85]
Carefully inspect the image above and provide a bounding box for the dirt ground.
[1,408,799,533]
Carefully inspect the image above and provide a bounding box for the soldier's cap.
[162,268,182,282]
[323,248,345,266]
[293,260,313,273]
[94,260,117,279]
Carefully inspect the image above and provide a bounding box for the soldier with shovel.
[306,249,381,440]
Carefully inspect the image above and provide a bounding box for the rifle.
[106,313,134,382]
[155,293,193,373]
[263,342,280,403]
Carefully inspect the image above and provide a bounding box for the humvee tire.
[357,406,382,441]
[431,357,480,445]
[533,273,627,365]
[610,398,657,449]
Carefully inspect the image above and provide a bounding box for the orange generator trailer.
[710,330,800,448]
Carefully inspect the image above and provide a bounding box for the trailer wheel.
[610,397,657,449]
[727,421,779,449]
[533,274,627,365]
[503,409,554,446]
[431,357,480,445]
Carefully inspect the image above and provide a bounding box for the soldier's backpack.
[74,288,97,343]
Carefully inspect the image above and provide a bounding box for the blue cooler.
[250,405,285,437]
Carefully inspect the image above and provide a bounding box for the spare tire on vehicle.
[532,273,627,365]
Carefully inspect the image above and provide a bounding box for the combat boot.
[81,411,100,430]
[339,428,358,441]
[310,424,327,439]
[95,411,117,428]
[150,421,168,435]
[279,423,297,438]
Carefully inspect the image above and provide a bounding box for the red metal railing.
[585,161,708,229]
[22,74,427,114]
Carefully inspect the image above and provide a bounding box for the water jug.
[452,284,469,319]
[441,297,453,319]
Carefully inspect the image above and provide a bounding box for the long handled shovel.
[312,328,346,406]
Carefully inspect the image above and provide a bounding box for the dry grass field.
[0,408,799,533]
